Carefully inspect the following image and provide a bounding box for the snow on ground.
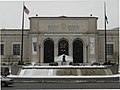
[23,65,106,69]
[7,74,120,78]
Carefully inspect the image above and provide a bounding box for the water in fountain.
[55,54,73,65]
[20,69,50,76]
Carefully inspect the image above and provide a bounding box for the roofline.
[98,30,119,31]
[98,27,119,31]
[29,16,98,19]
[0,29,30,31]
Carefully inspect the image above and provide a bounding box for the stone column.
[84,44,86,63]
[41,44,44,63]
[38,44,41,63]
[54,40,58,57]
[69,40,72,57]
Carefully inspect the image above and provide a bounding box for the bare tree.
[108,52,119,64]
[5,55,20,65]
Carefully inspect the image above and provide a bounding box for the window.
[13,44,20,55]
[0,44,4,55]
[33,42,37,51]
[106,44,113,55]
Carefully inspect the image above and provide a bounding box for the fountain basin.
[7,65,120,82]
[16,65,113,76]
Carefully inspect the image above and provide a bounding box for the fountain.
[7,54,119,82]
[55,54,73,65]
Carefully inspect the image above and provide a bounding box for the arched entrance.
[73,39,83,63]
[44,40,54,63]
[58,40,69,56]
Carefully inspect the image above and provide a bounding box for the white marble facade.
[29,16,98,63]
[0,16,119,64]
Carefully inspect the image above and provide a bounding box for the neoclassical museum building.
[0,16,119,64]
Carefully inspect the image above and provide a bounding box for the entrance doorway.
[44,40,54,63]
[58,40,68,56]
[73,39,83,63]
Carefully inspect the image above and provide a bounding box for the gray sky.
[0,0,119,29]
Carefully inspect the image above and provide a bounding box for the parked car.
[1,76,14,87]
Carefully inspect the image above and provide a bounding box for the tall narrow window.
[106,44,113,55]
[0,44,4,55]
[13,44,20,55]
[32,37,37,54]
[33,42,37,52]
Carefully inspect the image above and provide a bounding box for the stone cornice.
[29,31,98,34]
[29,16,98,20]
[0,29,29,31]
[1,34,29,37]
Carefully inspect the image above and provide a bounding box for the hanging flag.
[24,6,30,14]
[104,2,108,24]
[105,15,108,24]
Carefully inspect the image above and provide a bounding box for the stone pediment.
[59,16,67,18]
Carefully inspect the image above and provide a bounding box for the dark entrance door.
[73,40,83,63]
[44,40,54,63]
[58,40,68,56]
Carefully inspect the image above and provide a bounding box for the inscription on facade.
[48,24,79,32]
[48,25,59,31]
[68,25,79,31]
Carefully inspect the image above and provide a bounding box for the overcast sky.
[0,0,119,29]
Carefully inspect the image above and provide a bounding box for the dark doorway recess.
[73,40,83,63]
[44,40,54,63]
[58,40,69,56]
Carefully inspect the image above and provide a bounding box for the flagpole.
[20,1,25,64]
[104,2,107,63]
